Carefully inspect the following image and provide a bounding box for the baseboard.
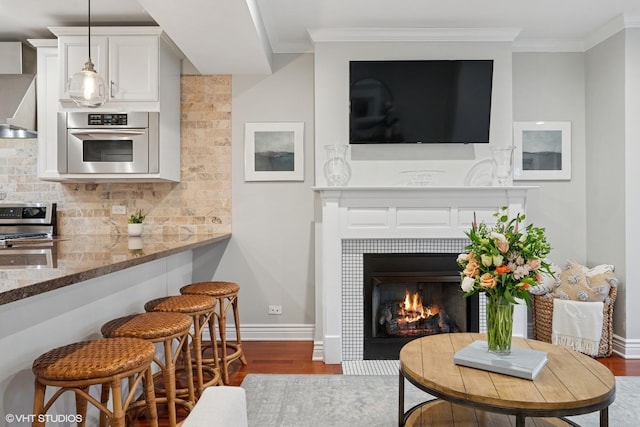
[203,323,315,341]
[312,341,324,361]
[613,334,640,359]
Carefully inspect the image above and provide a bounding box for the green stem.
[486,294,514,354]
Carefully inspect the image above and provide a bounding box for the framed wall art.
[244,122,304,181]
[513,121,571,181]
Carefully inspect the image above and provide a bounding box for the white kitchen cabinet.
[28,39,63,181]
[108,35,159,101]
[30,27,183,183]
[57,34,108,101]
[50,27,178,110]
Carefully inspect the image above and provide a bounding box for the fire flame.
[399,290,439,323]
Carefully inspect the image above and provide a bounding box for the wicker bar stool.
[144,294,222,396]
[180,281,247,384]
[32,337,158,427]
[101,312,195,427]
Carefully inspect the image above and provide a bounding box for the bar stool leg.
[110,380,125,427]
[178,332,196,407]
[142,366,159,427]
[162,338,178,426]
[206,312,221,374]
[99,385,110,427]
[216,294,247,383]
[217,296,230,384]
[75,387,88,427]
[191,313,206,395]
[232,296,248,365]
[32,381,46,427]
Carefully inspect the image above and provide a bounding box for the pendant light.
[68,0,108,107]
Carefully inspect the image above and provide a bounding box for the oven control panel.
[0,203,56,225]
[0,206,47,220]
[88,113,128,126]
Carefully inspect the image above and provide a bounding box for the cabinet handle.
[110,80,115,98]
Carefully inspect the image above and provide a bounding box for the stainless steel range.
[0,202,57,268]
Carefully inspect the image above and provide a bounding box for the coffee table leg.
[600,407,608,427]
[398,371,405,427]
[516,414,525,427]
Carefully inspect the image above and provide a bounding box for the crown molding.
[308,27,522,43]
[584,13,640,51]
[512,39,585,53]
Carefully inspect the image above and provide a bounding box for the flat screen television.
[349,60,494,144]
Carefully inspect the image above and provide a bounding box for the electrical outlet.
[268,305,282,315]
[111,205,126,215]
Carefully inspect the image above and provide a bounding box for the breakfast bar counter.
[0,233,231,305]
[0,233,231,422]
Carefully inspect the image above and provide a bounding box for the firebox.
[363,253,479,359]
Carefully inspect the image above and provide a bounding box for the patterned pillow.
[529,261,561,295]
[552,260,612,302]
[585,268,617,304]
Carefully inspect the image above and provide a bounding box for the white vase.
[127,237,144,250]
[490,146,515,186]
[127,223,143,237]
[323,144,352,186]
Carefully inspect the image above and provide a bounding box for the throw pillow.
[529,261,561,295]
[585,268,617,303]
[552,260,610,302]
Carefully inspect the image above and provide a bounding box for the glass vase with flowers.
[457,207,553,354]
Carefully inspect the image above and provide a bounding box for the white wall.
[213,53,316,337]
[313,41,515,187]
[623,29,640,343]
[585,32,628,339]
[584,28,640,350]
[512,52,587,263]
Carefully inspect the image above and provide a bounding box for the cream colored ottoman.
[182,386,248,427]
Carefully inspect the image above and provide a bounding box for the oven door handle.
[70,129,146,138]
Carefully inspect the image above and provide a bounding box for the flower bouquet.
[457,207,553,353]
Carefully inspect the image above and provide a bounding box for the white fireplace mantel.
[313,186,537,364]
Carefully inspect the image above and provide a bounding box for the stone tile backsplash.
[0,75,232,236]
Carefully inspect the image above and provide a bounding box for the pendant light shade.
[69,0,108,107]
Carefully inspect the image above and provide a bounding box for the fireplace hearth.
[363,253,479,359]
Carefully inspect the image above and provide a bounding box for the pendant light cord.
[87,0,92,61]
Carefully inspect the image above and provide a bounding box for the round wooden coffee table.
[399,333,616,427]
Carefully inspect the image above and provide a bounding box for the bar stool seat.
[180,281,247,384]
[145,294,222,395]
[101,312,195,427]
[32,337,158,427]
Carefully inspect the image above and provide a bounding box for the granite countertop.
[0,233,231,306]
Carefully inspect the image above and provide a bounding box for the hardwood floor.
[134,341,639,426]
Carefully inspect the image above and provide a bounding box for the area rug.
[241,374,639,427]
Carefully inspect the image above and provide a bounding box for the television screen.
[349,60,493,144]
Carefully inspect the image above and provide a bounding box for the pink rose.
[496,240,509,253]
[528,259,541,270]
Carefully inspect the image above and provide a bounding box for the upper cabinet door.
[108,36,159,102]
[58,35,108,100]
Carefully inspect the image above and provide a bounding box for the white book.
[453,340,548,380]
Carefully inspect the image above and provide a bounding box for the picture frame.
[513,121,571,181]
[244,122,304,181]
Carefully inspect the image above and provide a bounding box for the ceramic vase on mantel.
[485,293,514,355]
[323,144,352,186]
[490,146,515,186]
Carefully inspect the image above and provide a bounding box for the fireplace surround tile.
[341,238,475,360]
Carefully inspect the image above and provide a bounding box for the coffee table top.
[400,333,615,415]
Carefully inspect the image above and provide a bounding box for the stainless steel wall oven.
[58,112,159,174]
